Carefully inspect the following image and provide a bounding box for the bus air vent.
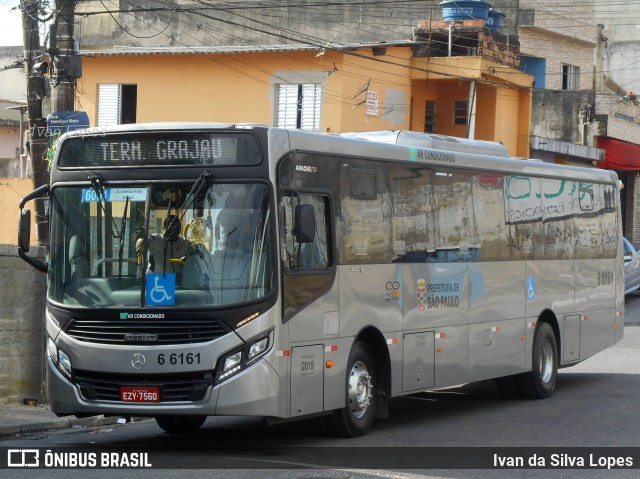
[65,319,229,345]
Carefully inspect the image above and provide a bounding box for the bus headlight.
[48,337,72,377]
[248,337,269,360]
[216,334,271,384]
[58,350,72,376]
[221,352,243,379]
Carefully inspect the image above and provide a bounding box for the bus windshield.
[48,181,274,308]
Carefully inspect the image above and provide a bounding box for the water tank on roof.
[486,8,506,32]
[439,0,491,22]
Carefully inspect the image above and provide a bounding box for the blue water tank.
[486,8,506,31]
[439,0,491,22]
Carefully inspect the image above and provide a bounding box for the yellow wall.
[81,48,414,133]
[0,178,37,246]
[79,47,531,155]
[493,86,523,157]
[475,85,497,141]
[517,89,533,158]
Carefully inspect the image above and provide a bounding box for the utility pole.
[50,0,77,113]
[21,0,49,244]
[20,0,79,244]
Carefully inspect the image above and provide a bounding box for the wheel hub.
[348,360,373,419]
[539,339,554,384]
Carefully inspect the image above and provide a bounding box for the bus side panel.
[338,264,403,338]
[339,264,403,397]
[288,278,340,343]
[467,262,526,382]
[403,263,469,390]
[575,258,616,312]
[469,318,526,382]
[433,325,469,389]
[468,262,525,323]
[287,277,347,414]
[574,257,617,363]
[525,260,575,316]
[579,309,616,361]
[403,263,468,330]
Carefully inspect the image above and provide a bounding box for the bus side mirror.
[18,183,49,273]
[294,204,315,243]
[19,209,31,252]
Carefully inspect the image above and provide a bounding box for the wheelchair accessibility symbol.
[146,273,176,306]
[527,275,536,300]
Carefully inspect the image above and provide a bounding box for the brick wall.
[596,94,640,145]
[518,28,594,91]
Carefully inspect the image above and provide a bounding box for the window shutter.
[275,83,321,130]
[97,84,121,127]
[300,84,321,130]
[275,84,299,129]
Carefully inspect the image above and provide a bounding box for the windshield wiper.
[163,170,212,241]
[117,196,129,278]
[88,173,123,240]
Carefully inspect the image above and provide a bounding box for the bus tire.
[330,341,376,437]
[155,415,206,434]
[518,322,558,399]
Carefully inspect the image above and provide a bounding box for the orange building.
[78,43,532,157]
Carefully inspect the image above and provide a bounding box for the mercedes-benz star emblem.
[131,353,146,370]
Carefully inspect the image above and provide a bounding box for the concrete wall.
[0,46,25,101]
[597,1,640,95]
[71,1,537,48]
[75,0,430,47]
[0,245,46,405]
[520,0,597,44]
[531,90,595,144]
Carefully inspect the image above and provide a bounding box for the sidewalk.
[0,403,132,439]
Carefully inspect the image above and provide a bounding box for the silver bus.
[18,123,624,436]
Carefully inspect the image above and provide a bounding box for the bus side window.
[282,193,332,271]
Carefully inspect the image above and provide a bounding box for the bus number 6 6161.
[158,352,201,365]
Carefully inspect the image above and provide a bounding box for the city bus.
[18,123,624,437]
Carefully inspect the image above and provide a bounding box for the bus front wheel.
[518,322,558,399]
[155,415,206,434]
[330,341,377,437]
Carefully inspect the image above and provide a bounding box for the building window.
[561,64,579,91]
[424,101,436,133]
[275,83,321,130]
[97,84,137,126]
[454,100,468,125]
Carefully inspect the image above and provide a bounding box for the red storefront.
[597,137,640,239]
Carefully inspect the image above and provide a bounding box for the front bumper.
[48,353,281,418]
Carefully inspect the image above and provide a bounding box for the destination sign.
[81,187,147,203]
[57,132,262,167]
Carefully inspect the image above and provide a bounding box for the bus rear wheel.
[330,341,376,437]
[155,415,206,434]
[518,322,558,399]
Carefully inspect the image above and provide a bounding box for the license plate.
[120,387,160,403]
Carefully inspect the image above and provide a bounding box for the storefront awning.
[597,136,640,170]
